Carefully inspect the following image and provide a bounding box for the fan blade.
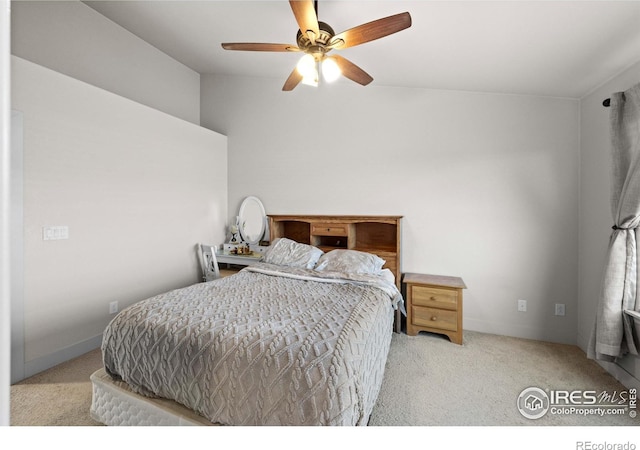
[289,0,319,43]
[330,55,373,86]
[329,12,412,49]
[282,68,303,91]
[221,43,300,52]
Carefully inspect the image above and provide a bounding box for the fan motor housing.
[296,21,335,52]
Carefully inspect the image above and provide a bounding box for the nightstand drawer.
[311,223,349,236]
[411,286,458,310]
[412,306,458,332]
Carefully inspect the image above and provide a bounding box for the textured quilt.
[101,263,400,426]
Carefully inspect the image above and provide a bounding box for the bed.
[90,236,403,426]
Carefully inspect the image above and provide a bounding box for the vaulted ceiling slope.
[84,1,640,98]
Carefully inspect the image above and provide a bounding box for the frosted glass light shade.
[296,54,316,78]
[322,57,341,82]
[296,54,318,86]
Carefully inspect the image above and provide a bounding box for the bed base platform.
[90,368,215,426]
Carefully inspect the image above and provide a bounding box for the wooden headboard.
[268,215,402,289]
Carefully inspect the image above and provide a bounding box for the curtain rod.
[603,98,610,107]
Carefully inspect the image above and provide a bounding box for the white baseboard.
[464,318,576,345]
[20,334,102,381]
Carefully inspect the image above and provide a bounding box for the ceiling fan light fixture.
[301,75,319,87]
[221,1,412,91]
[296,54,316,77]
[321,56,341,83]
[296,53,319,86]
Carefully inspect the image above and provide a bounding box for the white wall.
[12,56,227,376]
[202,74,580,345]
[10,110,23,383]
[579,60,640,387]
[1,0,11,426]
[11,1,200,125]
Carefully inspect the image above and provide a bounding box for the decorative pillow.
[314,249,385,274]
[263,238,323,269]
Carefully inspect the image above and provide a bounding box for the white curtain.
[589,82,640,362]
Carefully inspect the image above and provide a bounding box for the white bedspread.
[101,263,399,425]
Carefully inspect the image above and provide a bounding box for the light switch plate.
[43,226,69,240]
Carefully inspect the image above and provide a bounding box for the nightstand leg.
[450,332,463,345]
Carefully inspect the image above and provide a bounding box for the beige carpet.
[9,330,639,427]
[10,347,103,426]
[370,331,638,426]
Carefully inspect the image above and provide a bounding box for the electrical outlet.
[555,303,565,316]
[109,301,119,314]
[518,299,527,312]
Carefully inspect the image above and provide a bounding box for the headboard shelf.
[268,215,402,288]
[270,219,311,245]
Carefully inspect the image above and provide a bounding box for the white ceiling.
[83,0,640,98]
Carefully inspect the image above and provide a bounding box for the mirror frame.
[238,196,266,245]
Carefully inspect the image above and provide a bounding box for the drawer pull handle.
[431,316,437,321]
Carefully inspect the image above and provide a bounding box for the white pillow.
[379,268,396,285]
[263,238,323,269]
[314,249,385,274]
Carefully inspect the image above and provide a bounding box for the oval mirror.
[238,196,266,245]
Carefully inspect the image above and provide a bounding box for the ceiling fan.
[221,0,412,91]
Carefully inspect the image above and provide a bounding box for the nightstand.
[403,273,467,344]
